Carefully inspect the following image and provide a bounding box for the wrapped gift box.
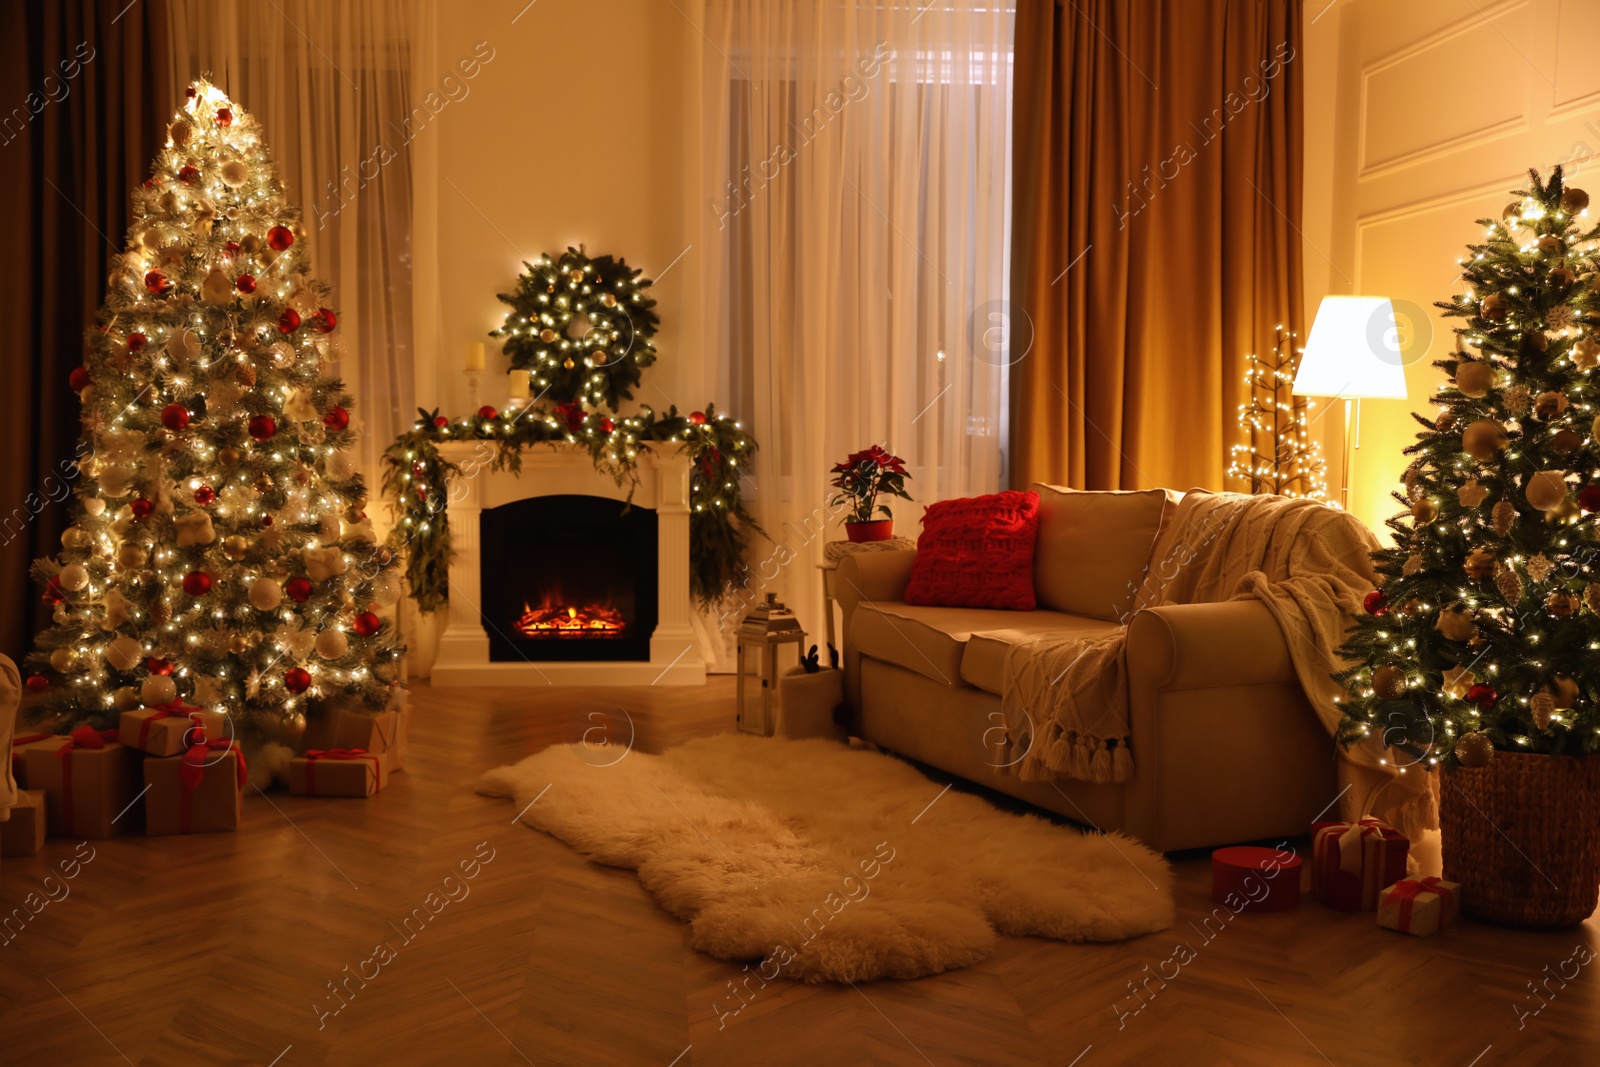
[305,705,407,772]
[1211,846,1302,912]
[1377,876,1460,937]
[1312,818,1409,911]
[144,742,245,836]
[0,789,48,857]
[289,749,390,797]
[24,728,137,839]
[10,733,66,790]
[119,706,204,758]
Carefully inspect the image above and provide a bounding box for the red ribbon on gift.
[302,748,382,794]
[1389,876,1456,931]
[176,740,247,834]
[54,727,119,836]
[139,702,205,752]
[1332,817,1390,876]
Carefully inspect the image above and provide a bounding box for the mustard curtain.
[1009,0,1305,491]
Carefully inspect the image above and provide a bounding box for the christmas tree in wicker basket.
[23,80,405,752]
[1334,167,1600,926]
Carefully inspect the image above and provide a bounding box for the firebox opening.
[480,494,659,662]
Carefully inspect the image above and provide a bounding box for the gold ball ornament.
[1534,390,1570,420]
[116,543,147,568]
[1436,410,1457,433]
[1562,187,1590,214]
[1480,294,1507,321]
[601,292,617,307]
[1550,265,1577,288]
[49,648,79,672]
[540,328,556,343]
[1525,470,1569,511]
[113,685,141,711]
[1547,589,1580,617]
[1538,234,1564,256]
[1455,732,1494,768]
[315,628,349,659]
[1549,675,1580,709]
[280,712,307,745]
[1395,596,1424,617]
[1464,546,1500,580]
[222,535,249,561]
[106,635,143,672]
[563,357,576,369]
[1502,201,1522,223]
[248,577,283,611]
[1462,419,1508,461]
[1435,608,1478,642]
[219,446,242,468]
[1411,498,1439,524]
[1454,361,1494,397]
[1550,429,1583,457]
[1526,331,1550,353]
[1373,665,1408,701]
[228,633,249,654]
[141,674,177,707]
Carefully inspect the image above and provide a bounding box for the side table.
[817,537,918,650]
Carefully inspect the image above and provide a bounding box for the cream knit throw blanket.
[1001,492,1438,841]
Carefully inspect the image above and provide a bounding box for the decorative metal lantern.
[735,592,806,736]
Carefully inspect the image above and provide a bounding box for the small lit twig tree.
[1227,326,1329,501]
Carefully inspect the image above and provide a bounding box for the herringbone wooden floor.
[1,678,1596,1066]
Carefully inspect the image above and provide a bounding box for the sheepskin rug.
[477,734,1172,982]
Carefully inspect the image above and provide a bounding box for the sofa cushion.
[1031,484,1174,621]
[960,615,1123,695]
[851,601,1086,687]
[904,491,1040,610]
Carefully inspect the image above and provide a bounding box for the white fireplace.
[429,441,706,686]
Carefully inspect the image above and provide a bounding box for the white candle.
[508,369,531,399]
[465,341,486,372]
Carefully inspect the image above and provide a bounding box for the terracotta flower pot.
[845,519,894,543]
[1440,752,1600,927]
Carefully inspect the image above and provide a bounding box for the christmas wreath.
[491,247,658,411]
[382,403,762,612]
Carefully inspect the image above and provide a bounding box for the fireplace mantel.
[429,442,706,686]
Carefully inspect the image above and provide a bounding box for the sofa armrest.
[835,551,918,636]
[1125,599,1298,690]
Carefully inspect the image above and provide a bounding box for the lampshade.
[1291,296,1410,399]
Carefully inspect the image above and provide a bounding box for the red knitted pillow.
[903,491,1040,610]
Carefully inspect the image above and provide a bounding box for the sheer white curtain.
[164,0,422,483]
[685,0,1015,638]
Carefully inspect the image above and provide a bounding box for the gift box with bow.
[23,727,137,839]
[144,740,246,835]
[0,788,47,857]
[1311,817,1409,911]
[119,704,205,758]
[289,748,389,797]
[1377,876,1460,936]
[304,704,407,772]
[10,733,65,790]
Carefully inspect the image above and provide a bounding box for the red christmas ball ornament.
[1580,485,1600,513]
[248,414,277,441]
[277,308,302,333]
[161,403,190,431]
[178,165,200,185]
[127,332,148,352]
[68,367,91,392]
[225,240,241,255]
[26,674,49,692]
[184,86,197,100]
[284,667,311,694]
[144,269,169,294]
[130,498,154,520]
[323,406,350,432]
[216,107,233,127]
[689,411,707,426]
[267,225,294,251]
[433,415,449,428]
[193,484,215,505]
[599,416,615,434]
[352,611,381,637]
[42,576,64,604]
[312,307,337,333]
[1363,590,1388,616]
[285,576,313,603]
[477,405,498,419]
[1466,683,1498,708]
[182,570,212,597]
[260,514,273,527]
[147,657,173,676]
[236,273,257,294]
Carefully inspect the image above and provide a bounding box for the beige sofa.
[838,486,1340,853]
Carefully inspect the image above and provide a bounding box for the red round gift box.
[1210,846,1302,912]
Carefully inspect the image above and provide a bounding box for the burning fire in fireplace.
[512,598,627,638]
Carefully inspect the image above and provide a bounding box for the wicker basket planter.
[1440,752,1600,927]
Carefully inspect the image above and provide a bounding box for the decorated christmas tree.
[1335,166,1600,769]
[22,79,405,747]
[1226,325,1328,500]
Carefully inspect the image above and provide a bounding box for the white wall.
[412,0,692,420]
[1305,0,1600,534]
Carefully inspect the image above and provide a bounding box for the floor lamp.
[1291,296,1409,510]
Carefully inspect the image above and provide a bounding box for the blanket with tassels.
[999,491,1439,841]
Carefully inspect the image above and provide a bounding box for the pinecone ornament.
[1531,691,1556,730]
[1497,565,1523,604]
[1493,500,1517,537]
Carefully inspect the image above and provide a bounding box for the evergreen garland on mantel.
[382,402,763,612]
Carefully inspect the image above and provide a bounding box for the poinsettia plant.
[829,445,912,524]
